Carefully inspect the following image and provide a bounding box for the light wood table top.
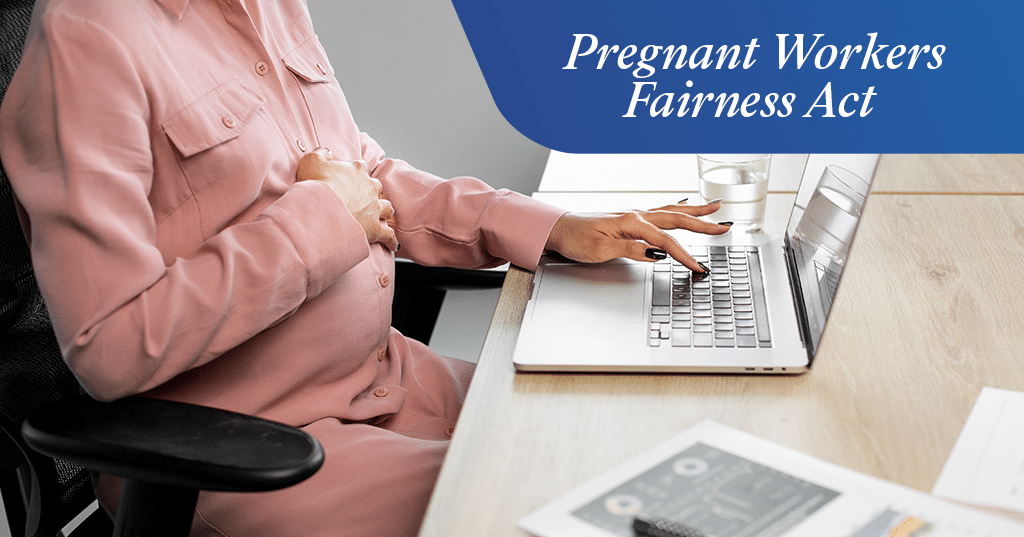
[418,156,1024,536]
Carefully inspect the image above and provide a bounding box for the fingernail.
[717,221,734,226]
[697,261,711,273]
[677,197,689,204]
[706,198,723,204]
[396,243,401,252]
[645,248,667,261]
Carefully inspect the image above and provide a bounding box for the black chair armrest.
[394,261,507,291]
[21,395,323,492]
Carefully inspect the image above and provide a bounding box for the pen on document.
[631,515,708,537]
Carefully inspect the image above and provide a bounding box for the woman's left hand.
[543,200,731,273]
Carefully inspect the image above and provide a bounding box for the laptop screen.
[783,155,880,359]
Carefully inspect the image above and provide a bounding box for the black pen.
[631,515,708,537]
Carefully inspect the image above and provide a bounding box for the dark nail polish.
[645,248,668,261]
[697,261,711,273]
[677,197,689,204]
[396,243,401,251]
[706,197,724,204]
[717,221,734,226]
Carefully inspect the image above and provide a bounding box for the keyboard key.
[671,329,691,347]
[653,272,671,306]
[714,337,735,348]
[737,335,757,347]
[693,332,714,347]
[651,306,670,316]
[746,251,773,345]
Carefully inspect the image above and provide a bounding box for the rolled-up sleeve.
[359,133,566,271]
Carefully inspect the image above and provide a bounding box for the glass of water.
[696,154,771,233]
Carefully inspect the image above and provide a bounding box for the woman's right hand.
[296,148,399,252]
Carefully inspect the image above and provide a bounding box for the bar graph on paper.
[845,505,1001,537]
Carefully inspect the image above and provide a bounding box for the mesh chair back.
[1,1,103,535]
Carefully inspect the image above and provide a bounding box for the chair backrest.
[1,1,105,535]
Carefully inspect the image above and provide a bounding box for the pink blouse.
[1,0,565,534]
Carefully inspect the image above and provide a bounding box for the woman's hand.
[296,148,399,252]
[543,200,730,273]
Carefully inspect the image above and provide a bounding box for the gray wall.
[306,0,548,195]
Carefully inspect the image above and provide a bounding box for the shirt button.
[373,387,389,398]
[316,63,328,76]
[378,273,390,288]
[296,139,307,152]
[221,115,236,129]
[255,61,269,76]
[377,348,386,361]
[445,426,455,437]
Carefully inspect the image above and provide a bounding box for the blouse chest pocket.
[282,36,360,159]
[160,80,286,238]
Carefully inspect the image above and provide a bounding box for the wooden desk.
[418,156,1024,536]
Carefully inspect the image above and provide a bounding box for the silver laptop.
[511,154,880,374]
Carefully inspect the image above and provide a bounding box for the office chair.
[1,2,323,536]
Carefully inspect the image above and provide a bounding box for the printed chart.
[572,442,839,537]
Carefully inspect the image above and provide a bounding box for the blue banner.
[449,0,1021,153]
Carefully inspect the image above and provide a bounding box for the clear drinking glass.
[696,154,771,233]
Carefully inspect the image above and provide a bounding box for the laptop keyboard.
[648,246,772,349]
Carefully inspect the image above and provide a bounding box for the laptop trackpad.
[531,262,647,323]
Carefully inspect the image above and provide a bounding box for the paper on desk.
[932,387,1024,513]
[519,420,1024,537]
